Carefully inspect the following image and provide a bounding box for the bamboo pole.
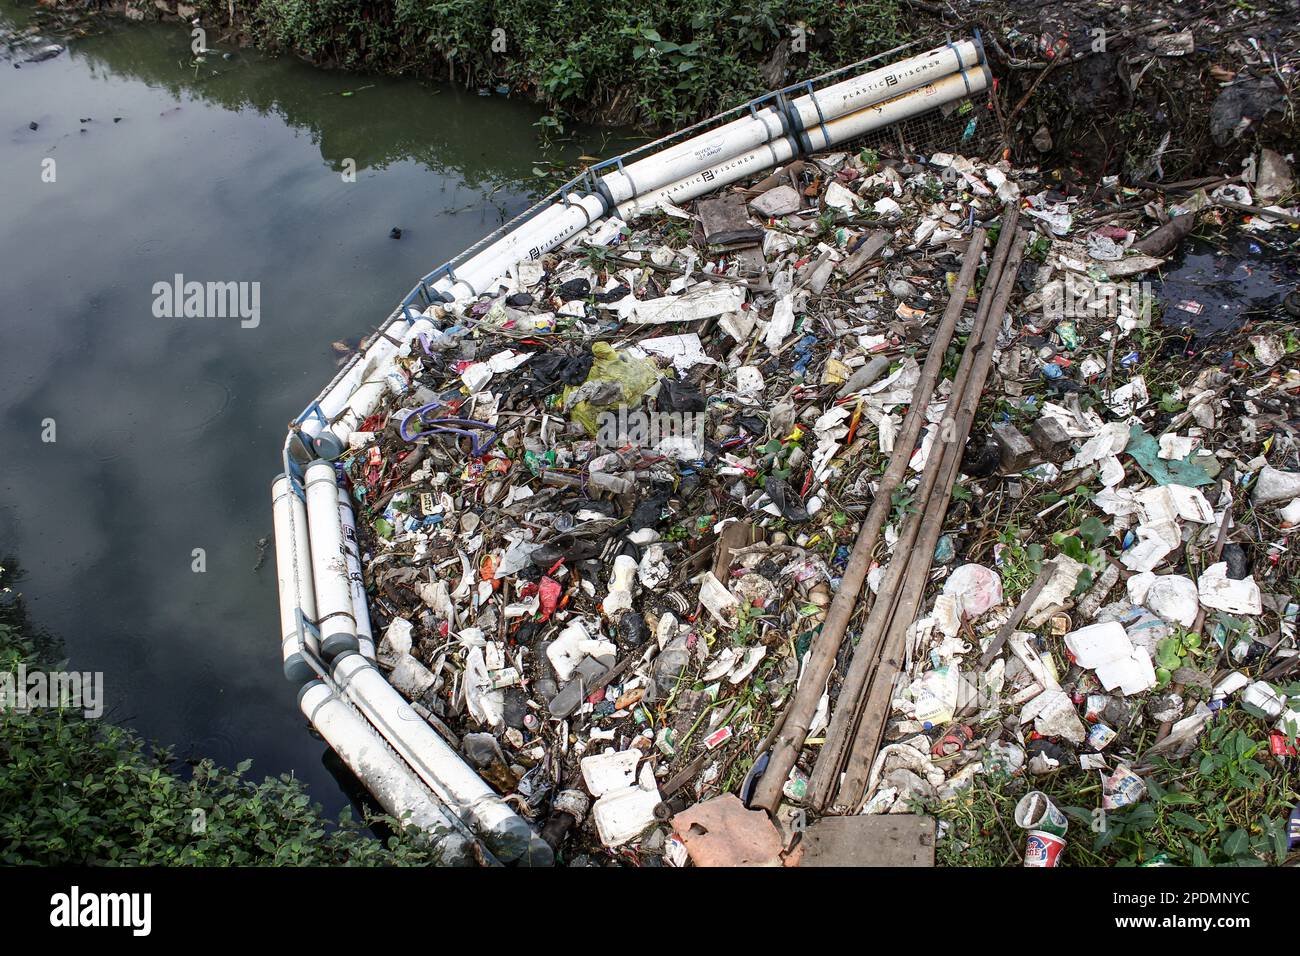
[748,226,989,814]
[832,235,1027,809]
[804,216,1022,811]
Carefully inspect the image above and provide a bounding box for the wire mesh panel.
[847,92,996,161]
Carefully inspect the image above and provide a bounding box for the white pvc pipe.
[600,110,789,208]
[430,194,608,301]
[618,66,990,218]
[298,681,482,865]
[331,651,553,866]
[301,316,408,455]
[272,474,318,684]
[803,63,991,151]
[307,318,440,459]
[788,38,981,130]
[616,136,800,219]
[337,484,376,661]
[304,460,359,661]
[599,39,980,207]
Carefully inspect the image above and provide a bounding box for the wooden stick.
[833,236,1028,809]
[979,560,1058,669]
[803,222,1020,811]
[801,217,1022,811]
[747,225,990,815]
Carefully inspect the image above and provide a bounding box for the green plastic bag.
[562,342,659,435]
[1127,424,1212,487]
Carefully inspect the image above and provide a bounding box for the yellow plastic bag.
[562,342,660,435]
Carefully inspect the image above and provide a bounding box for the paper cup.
[1014,790,1069,836]
[1024,829,1066,867]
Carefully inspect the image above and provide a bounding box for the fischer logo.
[49,886,152,936]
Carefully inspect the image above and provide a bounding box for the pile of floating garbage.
[277,91,1300,864]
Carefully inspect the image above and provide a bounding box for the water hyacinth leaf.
[1072,567,1095,596]
[1221,828,1249,858]
[1156,638,1183,670]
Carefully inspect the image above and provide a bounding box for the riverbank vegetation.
[39,0,1300,176]
[0,558,442,865]
[121,0,908,128]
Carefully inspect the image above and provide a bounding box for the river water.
[0,3,627,813]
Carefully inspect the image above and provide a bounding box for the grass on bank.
[185,0,908,129]
[924,706,1300,866]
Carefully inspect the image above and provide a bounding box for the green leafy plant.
[925,709,1298,867]
[1154,629,1203,687]
[996,526,1043,598]
[890,485,917,527]
[1050,517,1108,594]
[198,0,907,130]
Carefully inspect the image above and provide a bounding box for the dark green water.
[0,4,629,812]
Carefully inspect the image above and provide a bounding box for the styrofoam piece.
[591,784,661,847]
[1197,561,1262,615]
[580,748,642,797]
[1065,621,1132,668]
[1144,574,1199,627]
[1253,465,1300,506]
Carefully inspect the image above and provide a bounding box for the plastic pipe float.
[598,38,981,207]
[303,460,359,661]
[298,681,483,865]
[618,66,991,218]
[337,485,376,661]
[300,317,411,458]
[429,193,609,302]
[303,316,435,460]
[427,44,987,300]
[787,38,981,130]
[330,651,553,866]
[271,474,318,684]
